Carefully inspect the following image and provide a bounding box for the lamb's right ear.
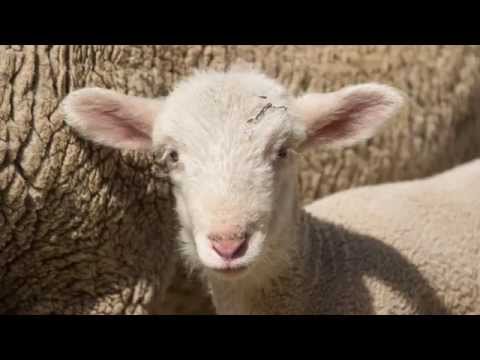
[62,88,163,150]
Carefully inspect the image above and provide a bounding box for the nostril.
[231,238,248,259]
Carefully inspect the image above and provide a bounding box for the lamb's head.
[63,69,404,279]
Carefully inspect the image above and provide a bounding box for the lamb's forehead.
[163,70,290,119]
[154,70,296,148]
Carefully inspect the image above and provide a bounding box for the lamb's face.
[152,72,303,275]
[63,68,404,280]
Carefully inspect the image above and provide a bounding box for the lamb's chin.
[200,254,255,279]
[207,265,250,280]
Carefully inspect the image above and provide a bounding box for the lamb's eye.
[277,147,288,159]
[169,150,179,163]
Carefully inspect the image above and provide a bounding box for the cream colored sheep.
[62,68,479,314]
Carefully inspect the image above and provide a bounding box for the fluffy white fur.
[60,68,478,314]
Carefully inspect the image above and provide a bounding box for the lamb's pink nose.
[208,229,248,260]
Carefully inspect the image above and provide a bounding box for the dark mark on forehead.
[247,102,288,124]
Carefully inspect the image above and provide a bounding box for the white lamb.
[62,68,480,314]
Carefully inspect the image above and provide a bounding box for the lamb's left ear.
[293,83,405,150]
[62,88,163,151]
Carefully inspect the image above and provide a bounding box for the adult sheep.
[1,45,480,314]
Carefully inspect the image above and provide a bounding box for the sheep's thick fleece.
[212,160,480,314]
[1,45,480,314]
[305,160,480,314]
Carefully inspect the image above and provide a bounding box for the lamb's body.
[63,68,479,314]
[210,160,480,314]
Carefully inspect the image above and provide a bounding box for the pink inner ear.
[68,90,158,150]
[306,91,394,146]
[95,106,151,141]
[309,114,355,142]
